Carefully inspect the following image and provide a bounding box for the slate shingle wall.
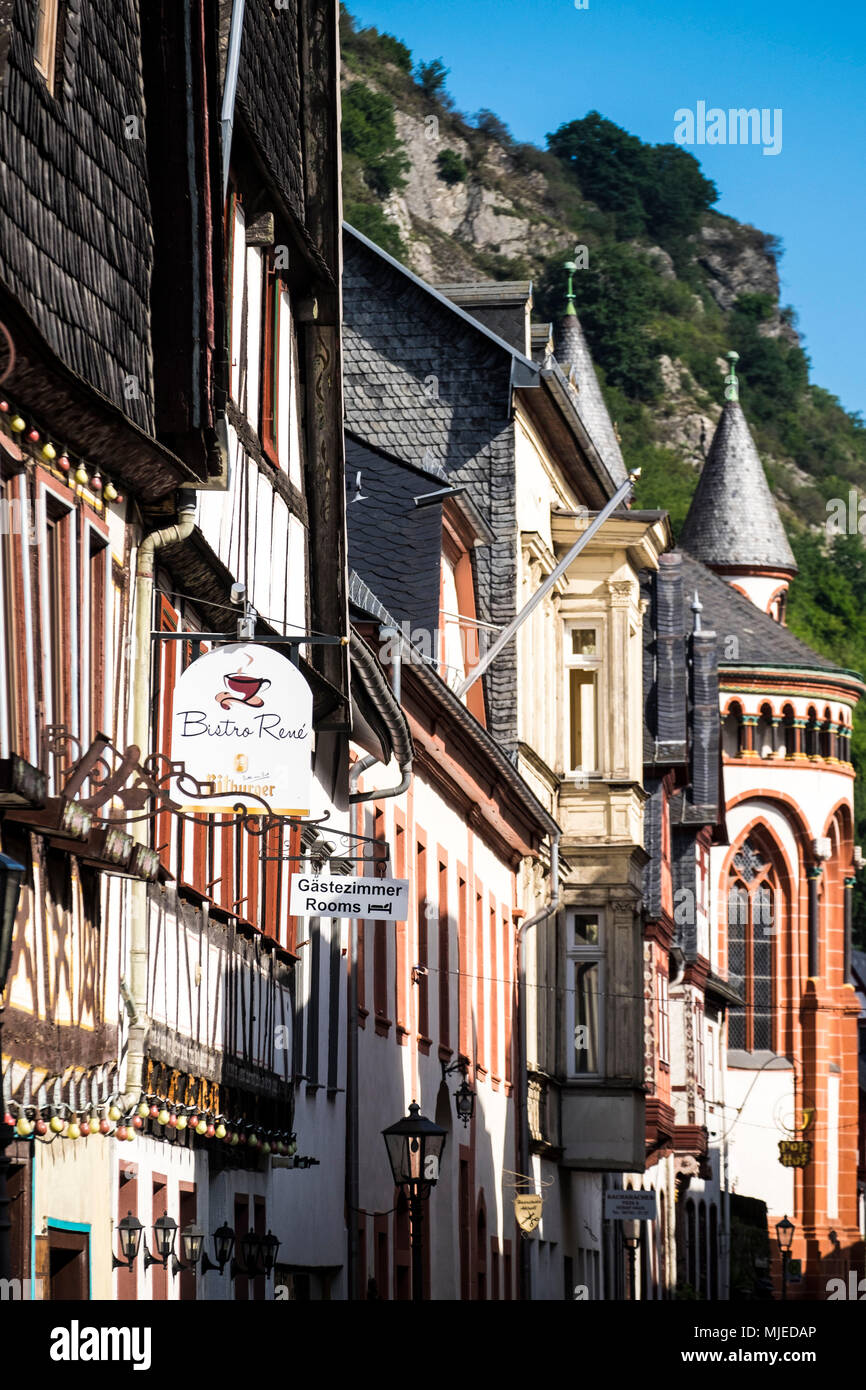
[0,0,154,432]
[343,236,520,751]
[345,436,442,639]
[236,0,303,222]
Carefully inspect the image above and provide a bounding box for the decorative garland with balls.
[0,397,124,503]
[4,1095,298,1156]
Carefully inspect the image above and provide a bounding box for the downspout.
[346,624,409,1295]
[116,497,197,1113]
[516,831,560,1302]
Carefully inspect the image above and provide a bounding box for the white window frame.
[564,621,603,777]
[566,909,604,1078]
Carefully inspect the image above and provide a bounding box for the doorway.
[47,1226,90,1300]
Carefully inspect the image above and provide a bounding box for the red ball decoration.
[115,1125,128,1141]
[206,1123,215,1139]
[57,455,71,472]
[26,428,39,443]
[189,1115,199,1129]
[132,1114,144,1130]
[167,1111,178,1128]
[90,473,103,492]
[35,1119,48,1136]
[0,401,9,413]
[149,1103,159,1119]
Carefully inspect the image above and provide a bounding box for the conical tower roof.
[555,263,627,485]
[679,355,796,574]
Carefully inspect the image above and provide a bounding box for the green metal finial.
[563,260,577,316]
[724,350,740,402]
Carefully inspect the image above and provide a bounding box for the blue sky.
[345,0,866,418]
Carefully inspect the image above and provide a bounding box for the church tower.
[679,352,796,623]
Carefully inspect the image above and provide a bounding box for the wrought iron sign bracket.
[151,631,347,668]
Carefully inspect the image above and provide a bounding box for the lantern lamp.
[382,1101,447,1191]
[112,1212,144,1270]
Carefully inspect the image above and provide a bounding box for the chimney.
[690,623,720,815]
[654,553,687,762]
[433,281,533,357]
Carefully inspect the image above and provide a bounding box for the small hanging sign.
[288,874,410,919]
[513,1194,543,1233]
[170,642,312,815]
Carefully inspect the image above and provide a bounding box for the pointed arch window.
[727,839,776,1051]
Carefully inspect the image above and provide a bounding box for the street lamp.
[441,1059,475,1128]
[260,1230,281,1275]
[775,1215,794,1301]
[454,1080,475,1127]
[382,1101,447,1303]
[622,1219,641,1302]
[198,1221,236,1275]
[144,1213,178,1270]
[171,1221,206,1276]
[0,852,25,1281]
[112,1212,145,1271]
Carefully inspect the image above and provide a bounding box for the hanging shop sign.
[603,1190,657,1221]
[513,1195,544,1234]
[778,1140,812,1168]
[170,643,312,815]
[288,873,410,919]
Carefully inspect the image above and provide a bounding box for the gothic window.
[727,839,776,1051]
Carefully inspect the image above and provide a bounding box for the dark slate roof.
[236,0,304,222]
[342,227,522,751]
[554,311,628,486]
[679,551,840,672]
[345,435,443,639]
[0,0,154,432]
[678,400,797,572]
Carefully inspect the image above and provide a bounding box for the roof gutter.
[221,0,245,200]
[538,359,619,499]
[348,628,413,804]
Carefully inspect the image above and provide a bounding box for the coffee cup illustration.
[216,669,271,710]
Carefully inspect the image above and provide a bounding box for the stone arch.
[718,801,810,1054]
[722,699,743,758]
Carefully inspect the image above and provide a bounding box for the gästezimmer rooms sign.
[170,643,312,815]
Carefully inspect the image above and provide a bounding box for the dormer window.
[768,588,787,624]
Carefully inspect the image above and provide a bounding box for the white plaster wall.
[726,1066,796,1214]
[353,764,520,1299]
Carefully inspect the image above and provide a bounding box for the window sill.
[374,1014,392,1038]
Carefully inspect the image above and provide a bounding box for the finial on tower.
[563,260,577,317]
[724,350,740,402]
[691,589,703,633]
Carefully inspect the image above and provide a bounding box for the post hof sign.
[170,643,312,815]
[513,1194,543,1234]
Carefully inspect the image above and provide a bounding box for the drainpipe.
[116,497,197,1113]
[516,831,560,1302]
